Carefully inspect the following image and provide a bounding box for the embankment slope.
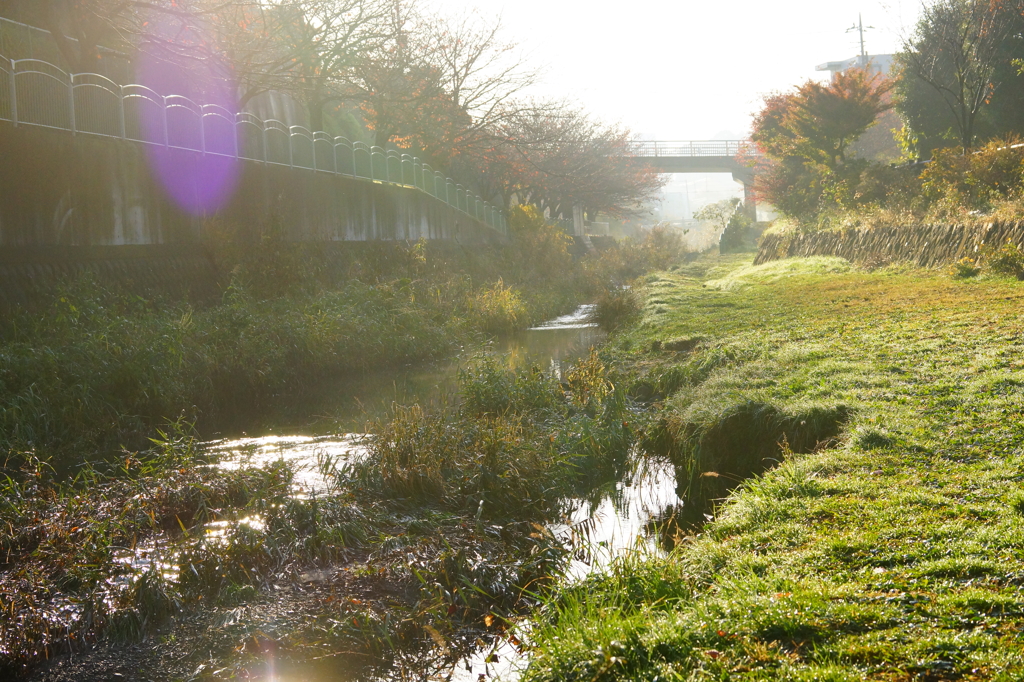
[524,255,1024,681]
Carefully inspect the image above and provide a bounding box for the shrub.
[588,226,687,285]
[719,210,755,253]
[922,137,1024,212]
[950,257,982,279]
[982,241,1024,279]
[851,163,924,211]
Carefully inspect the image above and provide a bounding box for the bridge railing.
[631,140,757,158]
[0,56,507,235]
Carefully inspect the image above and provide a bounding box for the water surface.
[200,305,681,680]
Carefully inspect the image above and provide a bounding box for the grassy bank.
[0,210,683,473]
[523,255,1024,680]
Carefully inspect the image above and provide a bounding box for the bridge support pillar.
[731,168,756,222]
[742,181,757,221]
[572,205,585,236]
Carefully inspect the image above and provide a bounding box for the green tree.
[694,198,740,234]
[897,0,1024,155]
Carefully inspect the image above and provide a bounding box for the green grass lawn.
[523,255,1024,681]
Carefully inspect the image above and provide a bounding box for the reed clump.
[357,351,639,521]
[589,286,642,332]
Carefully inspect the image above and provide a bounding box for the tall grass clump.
[465,278,529,334]
[356,351,639,521]
[589,287,642,332]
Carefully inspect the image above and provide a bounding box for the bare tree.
[245,0,395,131]
[351,7,546,160]
[418,10,537,134]
[485,104,664,219]
[343,0,442,145]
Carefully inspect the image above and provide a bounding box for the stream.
[200,305,684,680]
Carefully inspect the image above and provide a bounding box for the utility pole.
[847,13,874,66]
[857,13,866,57]
[843,13,876,65]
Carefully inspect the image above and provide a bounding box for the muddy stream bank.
[202,305,683,680]
[24,306,685,682]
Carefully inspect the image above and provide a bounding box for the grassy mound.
[523,254,1024,681]
[660,396,851,525]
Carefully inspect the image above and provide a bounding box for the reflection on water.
[194,305,681,681]
[560,458,682,579]
[527,304,597,330]
[454,459,683,681]
[506,312,603,382]
[206,434,367,495]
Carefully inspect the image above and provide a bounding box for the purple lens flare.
[136,15,240,216]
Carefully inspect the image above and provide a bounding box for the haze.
[426,0,920,140]
[424,0,920,210]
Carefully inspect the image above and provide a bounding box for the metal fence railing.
[0,17,131,82]
[0,55,507,235]
[630,140,756,158]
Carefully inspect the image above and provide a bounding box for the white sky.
[425,0,922,211]
[425,0,920,139]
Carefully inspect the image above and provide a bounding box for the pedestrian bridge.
[631,140,759,215]
[631,140,757,180]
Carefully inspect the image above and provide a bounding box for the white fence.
[0,56,507,235]
[631,140,755,158]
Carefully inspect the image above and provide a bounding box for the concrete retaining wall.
[0,122,504,307]
[754,221,1024,267]
[0,123,503,247]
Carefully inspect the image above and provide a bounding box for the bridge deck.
[631,140,757,181]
